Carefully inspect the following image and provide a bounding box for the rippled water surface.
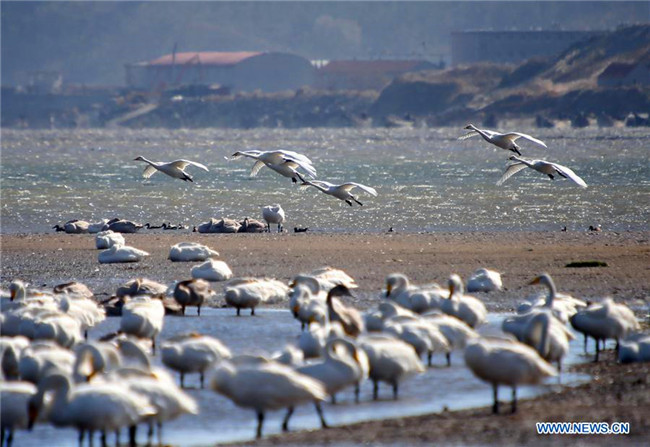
[19,310,590,447]
[1,127,649,233]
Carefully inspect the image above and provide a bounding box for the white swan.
[1,381,37,446]
[169,242,219,262]
[224,277,289,316]
[116,277,167,298]
[262,204,285,233]
[88,219,110,234]
[466,268,503,293]
[173,279,213,316]
[570,298,640,361]
[460,124,547,155]
[106,219,143,234]
[464,336,557,414]
[95,230,125,249]
[18,341,76,384]
[191,258,233,282]
[618,334,650,364]
[59,294,106,338]
[52,219,90,234]
[161,333,231,388]
[326,285,364,338]
[28,373,155,446]
[119,296,165,354]
[423,311,479,366]
[297,337,369,404]
[301,180,377,206]
[134,155,208,182]
[30,310,83,348]
[310,266,358,290]
[385,273,445,314]
[365,301,418,332]
[357,333,425,400]
[98,244,149,263]
[497,155,587,188]
[232,149,316,183]
[440,275,487,328]
[383,315,450,366]
[209,359,327,438]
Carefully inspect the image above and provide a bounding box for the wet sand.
[1,231,649,311]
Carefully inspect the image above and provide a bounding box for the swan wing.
[142,165,158,179]
[306,180,335,189]
[341,182,378,196]
[504,132,547,148]
[249,160,266,177]
[496,162,528,186]
[550,162,588,188]
[281,157,317,178]
[275,150,314,165]
[170,159,209,172]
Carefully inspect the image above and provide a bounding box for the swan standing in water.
[464,336,557,414]
[209,359,327,438]
[1,381,37,447]
[385,273,445,314]
[224,277,289,316]
[134,156,209,182]
[460,124,547,155]
[497,156,588,188]
[119,296,165,354]
[357,333,425,400]
[301,180,377,206]
[232,149,316,183]
[440,275,487,328]
[262,204,285,233]
[28,373,155,447]
[326,285,365,338]
[162,333,231,388]
[173,279,213,316]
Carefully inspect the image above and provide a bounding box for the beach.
[2,231,648,311]
[2,230,649,446]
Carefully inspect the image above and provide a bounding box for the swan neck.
[543,278,557,307]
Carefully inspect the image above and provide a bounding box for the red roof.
[318,60,433,75]
[599,62,636,79]
[148,52,263,66]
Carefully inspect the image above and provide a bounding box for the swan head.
[327,284,355,303]
[447,274,464,298]
[464,124,477,130]
[133,156,146,161]
[385,273,408,297]
[528,273,554,289]
[9,280,26,301]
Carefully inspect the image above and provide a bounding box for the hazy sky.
[2,1,647,85]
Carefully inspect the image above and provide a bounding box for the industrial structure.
[125,51,315,92]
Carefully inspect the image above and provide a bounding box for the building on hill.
[598,58,650,87]
[125,51,315,93]
[451,29,604,66]
[314,59,441,91]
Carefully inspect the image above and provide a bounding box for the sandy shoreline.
[1,230,649,445]
[1,231,648,311]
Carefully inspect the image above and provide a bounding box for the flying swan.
[497,156,587,188]
[301,180,377,206]
[231,150,316,183]
[459,124,547,155]
[134,156,209,182]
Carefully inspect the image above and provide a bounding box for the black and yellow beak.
[385,283,392,297]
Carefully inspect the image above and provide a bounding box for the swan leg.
[180,372,185,388]
[315,401,329,428]
[236,307,241,316]
[197,305,201,316]
[511,387,517,414]
[181,305,186,316]
[282,407,294,432]
[129,425,137,447]
[446,352,452,367]
[583,334,588,354]
[345,200,353,206]
[200,373,205,389]
[157,422,163,446]
[101,430,108,447]
[511,146,522,156]
[594,338,600,363]
[331,393,337,405]
[427,351,433,367]
[353,197,363,206]
[89,430,95,447]
[547,174,555,180]
[256,411,265,439]
[251,308,255,316]
[392,381,399,400]
[373,380,379,400]
[114,430,119,447]
[78,429,84,447]
[152,337,156,356]
[295,172,306,183]
[492,384,499,414]
[355,382,361,403]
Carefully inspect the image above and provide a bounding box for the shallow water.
[1,127,649,234]
[18,309,590,447]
